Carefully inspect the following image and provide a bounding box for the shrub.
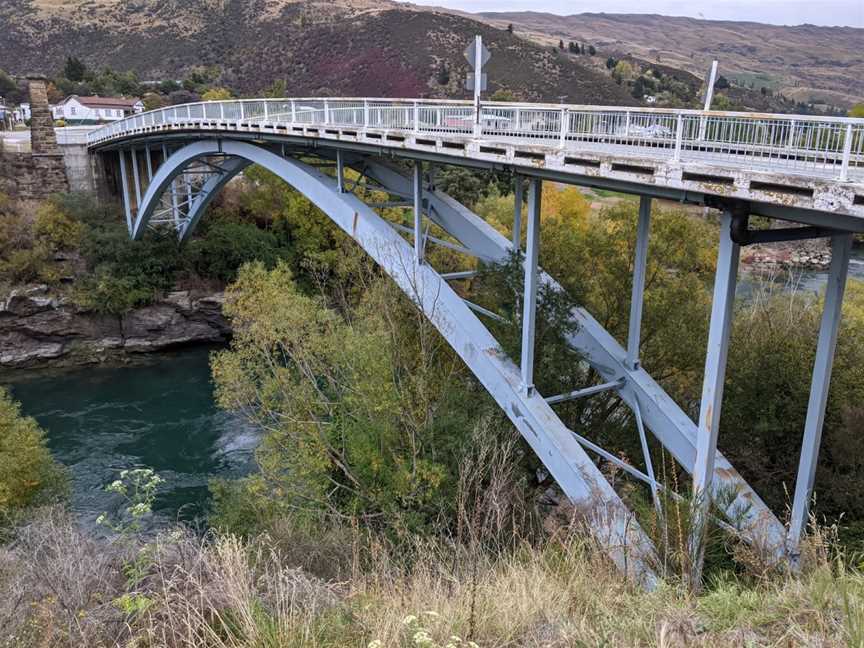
[33,202,84,252]
[75,225,184,314]
[187,216,286,283]
[73,266,156,314]
[0,245,60,285]
[0,388,67,525]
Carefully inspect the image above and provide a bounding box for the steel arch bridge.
[87,97,864,589]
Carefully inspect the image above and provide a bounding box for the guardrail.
[88,98,864,182]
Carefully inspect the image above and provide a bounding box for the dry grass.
[1,508,862,647]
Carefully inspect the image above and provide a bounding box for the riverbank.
[0,284,230,369]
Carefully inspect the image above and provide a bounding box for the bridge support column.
[626,196,652,370]
[787,233,853,557]
[413,161,424,264]
[520,177,542,395]
[145,145,153,183]
[162,144,180,228]
[118,149,133,234]
[513,174,523,251]
[336,150,345,193]
[131,148,142,214]
[689,207,740,590]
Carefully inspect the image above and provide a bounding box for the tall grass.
[1,506,862,647]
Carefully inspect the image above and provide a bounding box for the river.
[2,346,260,527]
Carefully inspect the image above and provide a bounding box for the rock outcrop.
[0,285,230,369]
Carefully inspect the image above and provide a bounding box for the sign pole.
[474,35,482,124]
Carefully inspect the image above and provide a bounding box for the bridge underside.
[106,135,855,588]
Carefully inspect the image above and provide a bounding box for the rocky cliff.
[0,286,230,369]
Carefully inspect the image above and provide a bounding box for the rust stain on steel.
[352,212,359,237]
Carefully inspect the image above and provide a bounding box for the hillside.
[473,11,864,108]
[0,0,636,105]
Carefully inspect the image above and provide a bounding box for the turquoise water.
[2,346,259,527]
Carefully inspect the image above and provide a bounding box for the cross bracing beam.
[128,139,660,588]
[356,159,787,556]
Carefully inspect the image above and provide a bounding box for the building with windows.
[52,95,144,124]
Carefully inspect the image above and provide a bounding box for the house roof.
[61,95,142,109]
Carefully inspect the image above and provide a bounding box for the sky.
[404,0,864,28]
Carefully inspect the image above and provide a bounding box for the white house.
[52,95,144,124]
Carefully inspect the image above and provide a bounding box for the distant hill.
[471,11,864,109]
[0,0,637,105]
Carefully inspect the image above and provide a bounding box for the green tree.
[211,261,498,533]
[849,103,864,118]
[0,388,67,523]
[63,56,87,82]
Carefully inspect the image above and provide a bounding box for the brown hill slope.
[473,12,864,108]
[0,0,636,105]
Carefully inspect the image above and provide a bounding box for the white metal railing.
[88,98,864,182]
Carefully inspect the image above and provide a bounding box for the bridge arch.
[134,138,661,587]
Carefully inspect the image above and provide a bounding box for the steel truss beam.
[129,139,660,588]
[355,159,787,558]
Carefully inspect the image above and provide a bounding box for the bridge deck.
[88,98,864,227]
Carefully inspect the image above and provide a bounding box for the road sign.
[465,72,488,92]
[464,40,491,69]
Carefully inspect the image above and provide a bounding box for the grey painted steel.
[145,145,153,182]
[336,149,345,193]
[413,161,423,263]
[627,196,652,370]
[787,233,854,555]
[118,149,132,234]
[690,209,741,587]
[131,139,660,587]
[131,147,142,214]
[513,174,523,251]
[634,400,662,514]
[520,178,541,396]
[179,158,252,242]
[87,97,864,228]
[545,379,624,405]
[358,159,786,556]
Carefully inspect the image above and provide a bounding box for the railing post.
[290,100,296,123]
[239,102,244,122]
[363,99,369,129]
[673,114,684,161]
[219,103,224,120]
[324,100,330,125]
[263,101,268,122]
[786,119,796,149]
[413,101,419,133]
[624,111,631,138]
[520,177,542,396]
[559,108,568,148]
[840,123,853,182]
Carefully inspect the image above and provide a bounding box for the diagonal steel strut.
[359,159,787,557]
